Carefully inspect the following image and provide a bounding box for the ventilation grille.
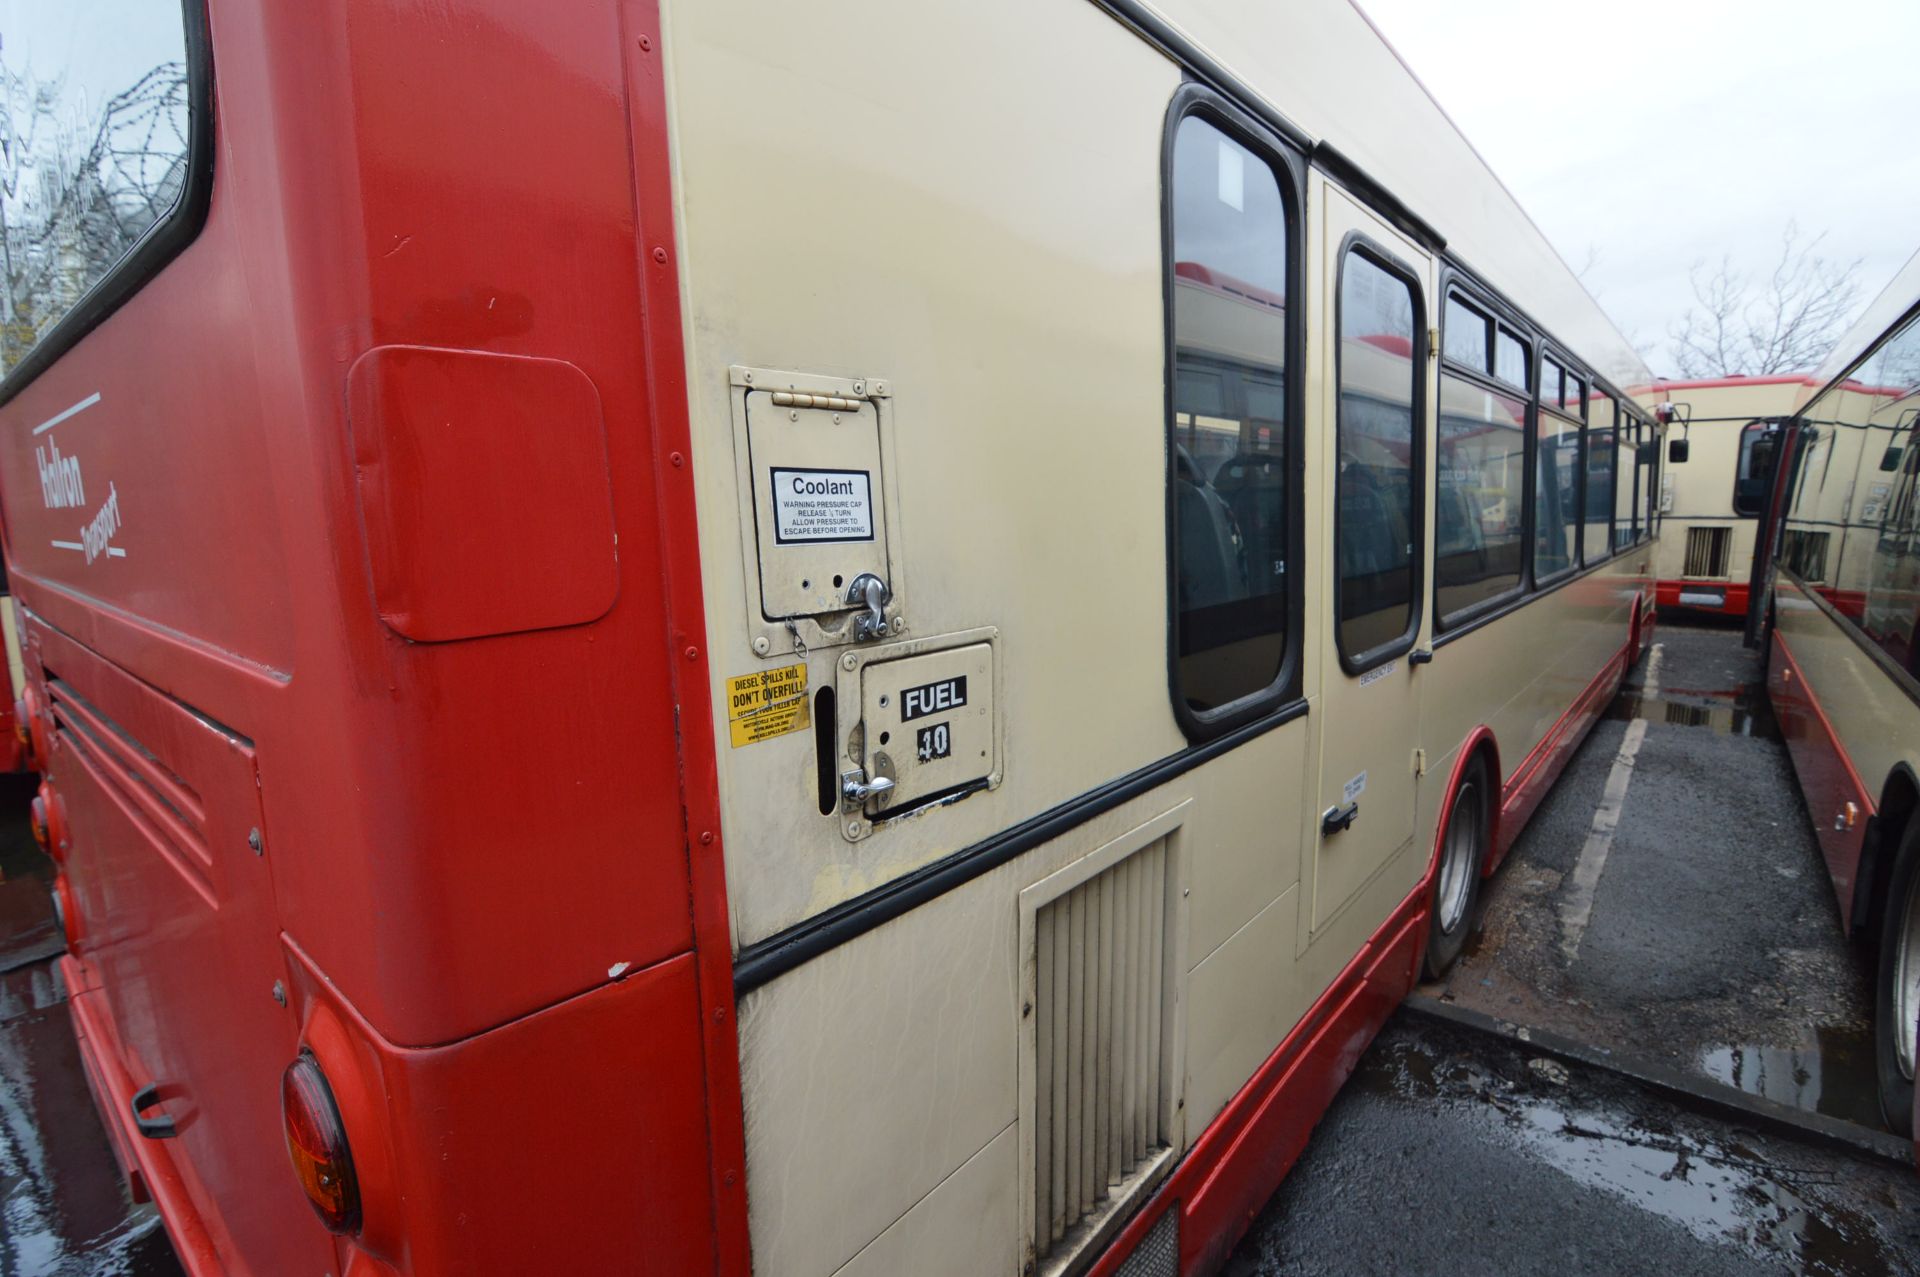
[1113,1210,1179,1277]
[1782,529,1830,583]
[1683,526,1732,578]
[1033,839,1170,1271]
[48,676,212,891]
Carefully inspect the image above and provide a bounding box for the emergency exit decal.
[726,662,810,747]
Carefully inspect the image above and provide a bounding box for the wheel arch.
[1427,726,1502,883]
[1856,763,1920,946]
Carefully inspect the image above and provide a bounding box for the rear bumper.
[1656,579,1748,617]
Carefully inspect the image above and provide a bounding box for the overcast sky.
[1357,0,1920,377]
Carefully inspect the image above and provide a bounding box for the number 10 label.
[916,722,951,763]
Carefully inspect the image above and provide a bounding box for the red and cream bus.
[1753,249,1920,1142]
[1640,376,1809,618]
[3,1,1657,1273]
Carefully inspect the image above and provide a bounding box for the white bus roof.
[1142,0,1653,394]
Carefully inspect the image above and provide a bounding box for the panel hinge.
[1427,327,1439,359]
[1413,747,1427,777]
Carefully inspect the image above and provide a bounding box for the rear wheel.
[1425,757,1489,978]
[1875,820,1920,1136]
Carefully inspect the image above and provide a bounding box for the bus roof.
[1144,0,1652,395]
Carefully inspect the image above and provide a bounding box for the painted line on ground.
[1558,711,1650,963]
[1640,639,1664,700]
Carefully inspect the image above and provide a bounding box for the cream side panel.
[1643,381,1805,585]
[1777,596,1920,811]
[1419,554,1643,815]
[665,0,1185,946]
[733,725,1308,1277]
[834,1127,1020,1277]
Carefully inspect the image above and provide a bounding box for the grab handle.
[131,1082,177,1139]
[1321,802,1359,836]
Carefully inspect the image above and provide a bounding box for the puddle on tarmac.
[1362,1031,1910,1275]
[1698,1028,1887,1132]
[1605,683,1780,739]
[0,992,180,1276]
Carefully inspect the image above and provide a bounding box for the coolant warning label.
[726,662,810,747]
[770,467,874,543]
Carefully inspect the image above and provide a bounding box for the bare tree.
[1667,222,1861,378]
[0,51,189,372]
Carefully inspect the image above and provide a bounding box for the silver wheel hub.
[1437,780,1480,936]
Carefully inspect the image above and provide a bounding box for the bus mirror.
[1882,445,1904,473]
[1667,438,1690,464]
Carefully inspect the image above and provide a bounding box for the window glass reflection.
[1583,400,1615,563]
[1169,116,1290,714]
[1336,251,1419,661]
[0,2,194,375]
[1535,410,1581,579]
[1436,373,1526,620]
[1444,296,1488,371]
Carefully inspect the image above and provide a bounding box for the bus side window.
[1334,245,1422,666]
[1733,420,1775,517]
[1583,396,1616,564]
[1167,113,1294,721]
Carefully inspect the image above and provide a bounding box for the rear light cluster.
[13,694,32,764]
[30,780,65,862]
[15,687,47,772]
[282,1052,363,1234]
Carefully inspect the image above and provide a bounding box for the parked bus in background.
[1640,377,1807,618]
[1752,248,1920,1144]
[1,2,1658,1273]
[0,565,30,773]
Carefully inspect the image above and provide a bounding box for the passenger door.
[1308,183,1433,934]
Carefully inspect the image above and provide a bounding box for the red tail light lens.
[282,1052,362,1234]
[18,687,46,771]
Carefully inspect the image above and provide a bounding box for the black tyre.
[1425,757,1489,978]
[1876,819,1920,1137]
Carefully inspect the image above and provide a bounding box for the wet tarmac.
[0,774,181,1277]
[1229,1014,1920,1275]
[1422,619,1885,1134]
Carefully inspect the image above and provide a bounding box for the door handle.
[1321,802,1359,836]
[131,1082,178,1139]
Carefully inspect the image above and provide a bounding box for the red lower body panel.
[1769,629,1873,928]
[70,938,722,1275]
[279,937,720,1276]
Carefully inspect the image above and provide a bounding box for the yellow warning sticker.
[725,663,810,747]
[730,697,810,748]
